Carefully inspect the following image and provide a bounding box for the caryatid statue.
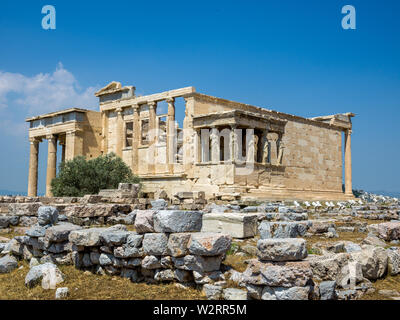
[253,134,259,162]
[262,138,269,164]
[277,139,285,165]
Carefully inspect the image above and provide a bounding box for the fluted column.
[115,107,123,157]
[27,138,40,197]
[148,101,157,174]
[131,104,140,174]
[166,98,175,173]
[344,129,353,195]
[46,134,57,197]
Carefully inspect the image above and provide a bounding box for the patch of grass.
[226,243,239,255]
[223,255,250,273]
[0,261,205,300]
[0,226,27,240]
[360,275,400,300]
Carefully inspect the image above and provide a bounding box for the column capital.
[347,129,353,135]
[148,101,156,108]
[166,97,175,104]
[46,134,57,141]
[29,137,40,144]
[116,107,123,114]
[132,103,140,111]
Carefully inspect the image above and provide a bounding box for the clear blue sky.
[0,0,399,195]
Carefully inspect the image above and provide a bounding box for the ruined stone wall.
[7,207,232,288]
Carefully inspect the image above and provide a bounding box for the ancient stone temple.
[26,81,355,200]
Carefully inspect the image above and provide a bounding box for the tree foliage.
[51,153,141,197]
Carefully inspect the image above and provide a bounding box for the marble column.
[148,101,157,173]
[166,97,175,173]
[131,104,140,174]
[201,128,210,162]
[27,138,40,197]
[115,107,123,157]
[101,111,108,155]
[61,142,66,163]
[46,134,57,197]
[344,129,353,195]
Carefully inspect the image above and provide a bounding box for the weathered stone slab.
[201,213,258,238]
[25,225,48,238]
[257,238,307,261]
[241,259,313,287]
[142,233,169,255]
[387,247,400,276]
[261,286,311,300]
[350,246,388,280]
[0,255,18,273]
[45,223,82,243]
[368,222,400,241]
[188,233,232,256]
[154,210,203,233]
[258,221,309,239]
[134,210,156,234]
[38,206,59,226]
[307,253,350,281]
[223,288,248,300]
[8,203,42,216]
[69,225,126,247]
[25,263,64,289]
[99,230,132,246]
[173,255,224,273]
[63,204,131,218]
[319,281,337,300]
[167,233,192,257]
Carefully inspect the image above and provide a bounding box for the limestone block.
[153,210,203,233]
[0,255,18,274]
[258,221,309,239]
[241,259,312,287]
[99,230,132,246]
[142,233,169,255]
[134,210,156,234]
[201,213,258,239]
[188,232,232,256]
[257,238,307,261]
[172,255,224,273]
[37,206,59,226]
[45,223,82,243]
[261,286,311,300]
[367,222,400,241]
[167,233,192,257]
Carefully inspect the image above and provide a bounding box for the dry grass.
[360,275,400,300]
[223,254,251,273]
[0,261,206,300]
[0,227,27,240]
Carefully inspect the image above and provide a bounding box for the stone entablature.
[25,81,355,201]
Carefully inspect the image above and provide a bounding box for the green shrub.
[51,152,141,197]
